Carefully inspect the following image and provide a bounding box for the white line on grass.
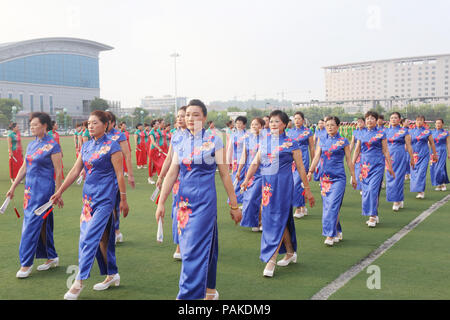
[311,194,450,300]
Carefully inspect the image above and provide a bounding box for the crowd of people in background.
[4,102,449,301]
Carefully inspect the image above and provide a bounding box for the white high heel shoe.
[324,238,334,246]
[205,290,219,300]
[173,251,181,260]
[263,260,276,277]
[115,233,123,244]
[93,274,120,291]
[64,283,84,300]
[367,217,377,228]
[16,265,33,278]
[37,257,59,271]
[392,202,400,211]
[416,192,425,199]
[277,252,297,266]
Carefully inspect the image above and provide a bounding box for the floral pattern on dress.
[388,129,406,144]
[177,196,192,235]
[172,178,180,195]
[413,152,419,165]
[84,140,113,174]
[415,129,430,141]
[262,183,273,207]
[320,175,333,196]
[23,187,31,209]
[80,195,93,224]
[324,137,346,160]
[360,162,371,181]
[26,141,55,165]
[364,133,384,150]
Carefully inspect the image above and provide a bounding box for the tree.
[0,98,23,121]
[89,97,109,112]
[133,107,149,124]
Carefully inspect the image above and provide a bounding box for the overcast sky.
[1,0,449,107]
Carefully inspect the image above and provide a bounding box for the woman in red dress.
[134,123,147,169]
[7,123,24,183]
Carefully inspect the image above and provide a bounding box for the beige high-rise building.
[323,54,450,111]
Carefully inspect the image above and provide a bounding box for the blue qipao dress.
[313,128,327,181]
[430,129,449,186]
[352,128,366,190]
[409,127,432,193]
[169,128,186,245]
[384,125,410,202]
[107,128,127,232]
[230,129,247,204]
[358,128,387,217]
[172,128,224,300]
[20,134,61,267]
[318,133,349,237]
[77,134,122,280]
[240,132,262,228]
[287,126,313,208]
[259,132,300,262]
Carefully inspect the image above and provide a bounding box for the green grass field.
[0,135,449,300]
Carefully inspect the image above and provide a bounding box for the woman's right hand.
[155,204,165,224]
[156,176,163,189]
[50,191,62,207]
[6,188,15,200]
[240,179,249,192]
[306,171,313,181]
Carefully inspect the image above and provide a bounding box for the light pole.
[170,52,180,115]
[11,105,17,122]
[63,108,68,131]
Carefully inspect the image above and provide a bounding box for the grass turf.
[0,135,448,300]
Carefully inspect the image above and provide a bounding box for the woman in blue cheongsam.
[349,118,366,193]
[287,112,314,219]
[227,116,247,204]
[156,99,242,300]
[384,112,414,211]
[313,119,327,181]
[430,119,449,191]
[242,110,315,278]
[105,111,135,244]
[51,110,129,300]
[236,118,264,231]
[156,106,188,260]
[352,111,395,228]
[309,116,356,246]
[401,118,412,180]
[6,112,63,279]
[409,115,438,199]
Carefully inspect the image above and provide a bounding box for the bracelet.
[229,204,239,210]
[120,192,127,195]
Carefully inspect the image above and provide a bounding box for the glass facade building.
[0,53,99,89]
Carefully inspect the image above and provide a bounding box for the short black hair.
[325,116,340,126]
[436,118,444,124]
[106,111,116,125]
[294,111,305,119]
[136,123,143,129]
[365,111,379,121]
[235,116,247,125]
[269,110,289,126]
[187,99,207,116]
[378,114,384,120]
[8,122,17,130]
[390,112,402,119]
[30,112,53,131]
[416,115,426,121]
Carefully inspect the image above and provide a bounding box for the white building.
[323,54,450,112]
[0,37,113,129]
[140,95,187,113]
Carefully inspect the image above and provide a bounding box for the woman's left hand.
[388,167,395,179]
[304,188,315,208]
[120,200,129,218]
[230,207,242,225]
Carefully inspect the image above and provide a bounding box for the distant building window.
[30,94,34,112]
[49,96,54,114]
[40,95,44,112]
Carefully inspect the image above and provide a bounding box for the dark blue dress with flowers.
[20,134,61,267]
[318,133,349,237]
[287,126,312,208]
[430,129,449,186]
[385,125,409,202]
[77,134,121,280]
[173,128,223,300]
[259,132,299,262]
[358,128,386,216]
[409,127,432,192]
[240,132,262,228]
